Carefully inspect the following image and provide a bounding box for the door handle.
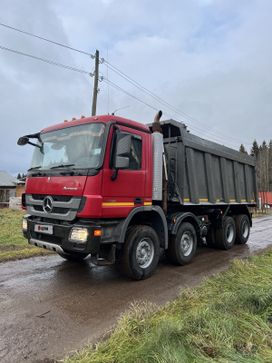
[134,198,142,205]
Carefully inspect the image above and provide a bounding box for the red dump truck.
[18,113,257,279]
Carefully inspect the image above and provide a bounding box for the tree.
[248,139,272,194]
[251,140,259,157]
[239,144,247,154]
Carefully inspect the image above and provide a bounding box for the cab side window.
[129,136,142,170]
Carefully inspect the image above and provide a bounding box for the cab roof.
[42,115,150,133]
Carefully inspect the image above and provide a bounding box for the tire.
[120,225,160,280]
[58,251,89,262]
[215,216,236,250]
[235,214,250,244]
[167,222,197,265]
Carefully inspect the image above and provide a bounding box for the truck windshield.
[30,123,105,170]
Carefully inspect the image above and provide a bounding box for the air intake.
[152,132,163,201]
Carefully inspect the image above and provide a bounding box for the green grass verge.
[66,250,272,363]
[0,208,50,262]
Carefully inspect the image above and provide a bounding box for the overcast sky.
[0,0,271,175]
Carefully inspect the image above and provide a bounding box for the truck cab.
[20,115,167,279]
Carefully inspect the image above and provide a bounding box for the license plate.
[34,224,53,235]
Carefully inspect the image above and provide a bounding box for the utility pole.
[91,49,99,116]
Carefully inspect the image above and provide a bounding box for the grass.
[250,208,272,218]
[66,250,272,363]
[0,208,50,262]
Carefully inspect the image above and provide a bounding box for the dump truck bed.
[158,119,257,206]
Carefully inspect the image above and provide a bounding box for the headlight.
[69,227,88,243]
[22,218,28,231]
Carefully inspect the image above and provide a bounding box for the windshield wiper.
[28,165,42,171]
[50,163,75,169]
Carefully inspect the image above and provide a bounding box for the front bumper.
[23,216,101,254]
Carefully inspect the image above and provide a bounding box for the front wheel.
[58,251,89,262]
[167,222,197,265]
[119,225,160,280]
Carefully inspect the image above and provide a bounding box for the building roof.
[0,171,17,187]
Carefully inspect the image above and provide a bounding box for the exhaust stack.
[152,110,163,201]
[152,110,163,133]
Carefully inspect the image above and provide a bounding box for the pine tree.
[258,141,270,193]
[262,141,267,150]
[251,140,259,156]
[239,144,247,154]
[253,139,272,194]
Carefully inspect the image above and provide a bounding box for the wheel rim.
[180,232,194,257]
[226,223,234,243]
[241,220,249,239]
[136,238,154,269]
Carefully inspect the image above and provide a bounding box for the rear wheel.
[120,225,160,280]
[235,214,250,244]
[167,222,197,265]
[215,216,236,250]
[58,251,89,262]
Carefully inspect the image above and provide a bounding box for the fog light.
[69,227,88,243]
[22,218,28,231]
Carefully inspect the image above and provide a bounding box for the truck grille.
[25,194,82,221]
[31,194,72,202]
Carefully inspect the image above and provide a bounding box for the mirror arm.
[111,168,119,181]
[26,132,41,140]
[27,141,42,149]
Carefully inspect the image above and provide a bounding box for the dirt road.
[1,215,272,363]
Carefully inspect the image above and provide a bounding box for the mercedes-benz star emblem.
[43,196,53,213]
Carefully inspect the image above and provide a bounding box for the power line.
[0,42,158,115]
[104,78,243,148]
[102,65,241,143]
[103,59,191,116]
[0,42,244,147]
[0,22,243,139]
[0,44,93,76]
[102,78,249,147]
[0,21,253,146]
[103,78,158,111]
[0,22,94,57]
[103,59,248,145]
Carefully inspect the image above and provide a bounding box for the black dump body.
[156,119,257,207]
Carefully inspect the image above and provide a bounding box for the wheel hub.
[180,232,193,257]
[226,224,234,243]
[136,238,154,269]
[242,220,249,238]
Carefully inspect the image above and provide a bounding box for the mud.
[0,215,272,362]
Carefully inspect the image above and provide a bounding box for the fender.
[114,205,168,248]
[170,212,201,236]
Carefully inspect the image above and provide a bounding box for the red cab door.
[102,125,147,218]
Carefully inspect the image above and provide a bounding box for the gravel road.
[0,215,272,362]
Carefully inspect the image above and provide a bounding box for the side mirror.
[111,133,131,180]
[114,134,131,169]
[17,136,29,146]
